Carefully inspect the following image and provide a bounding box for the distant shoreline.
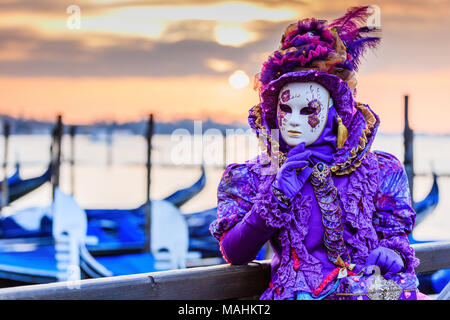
[1,114,449,137]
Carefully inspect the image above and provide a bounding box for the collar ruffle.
[331,102,379,175]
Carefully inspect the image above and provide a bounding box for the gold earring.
[337,115,348,149]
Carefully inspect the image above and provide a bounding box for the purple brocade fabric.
[209,163,256,241]
[336,151,379,267]
[373,151,420,273]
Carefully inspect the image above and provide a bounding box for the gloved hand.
[271,142,313,206]
[363,247,404,277]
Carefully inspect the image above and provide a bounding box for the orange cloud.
[0,75,257,125]
[0,1,449,134]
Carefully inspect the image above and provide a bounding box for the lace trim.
[255,173,292,229]
[337,152,380,266]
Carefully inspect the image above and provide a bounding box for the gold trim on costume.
[330,102,377,175]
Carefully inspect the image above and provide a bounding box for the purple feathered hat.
[248,6,381,175]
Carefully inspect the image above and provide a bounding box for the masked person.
[209,6,430,300]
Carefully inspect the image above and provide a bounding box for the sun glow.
[214,23,255,47]
[205,58,235,72]
[229,70,250,89]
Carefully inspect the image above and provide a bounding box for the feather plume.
[329,6,374,42]
[330,6,381,70]
[346,36,380,70]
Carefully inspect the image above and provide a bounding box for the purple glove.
[363,247,405,277]
[271,142,312,207]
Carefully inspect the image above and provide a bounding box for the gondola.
[162,165,206,208]
[2,163,20,185]
[0,163,52,205]
[0,165,220,287]
[407,172,448,295]
[413,172,439,227]
[0,188,193,287]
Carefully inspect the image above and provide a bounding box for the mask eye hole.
[279,104,292,113]
[300,106,315,115]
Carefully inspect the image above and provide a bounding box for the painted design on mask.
[307,99,322,128]
[280,90,290,102]
[277,104,290,128]
[280,89,303,103]
[305,85,323,130]
[276,81,330,147]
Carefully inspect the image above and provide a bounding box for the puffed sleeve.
[372,151,420,273]
[209,162,279,264]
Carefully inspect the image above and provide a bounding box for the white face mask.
[277,81,331,147]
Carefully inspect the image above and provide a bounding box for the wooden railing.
[0,242,449,300]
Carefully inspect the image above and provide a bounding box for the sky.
[1,0,450,133]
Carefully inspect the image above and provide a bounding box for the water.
[0,133,449,241]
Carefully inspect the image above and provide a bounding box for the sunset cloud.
[1,0,449,133]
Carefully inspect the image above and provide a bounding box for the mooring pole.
[106,124,113,167]
[51,115,63,200]
[1,121,10,210]
[69,125,76,196]
[222,128,227,169]
[144,114,154,253]
[403,95,415,206]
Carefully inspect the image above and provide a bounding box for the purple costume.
[210,8,421,300]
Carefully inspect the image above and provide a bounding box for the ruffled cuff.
[254,178,293,229]
[378,235,420,274]
[270,185,290,209]
[210,213,241,241]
